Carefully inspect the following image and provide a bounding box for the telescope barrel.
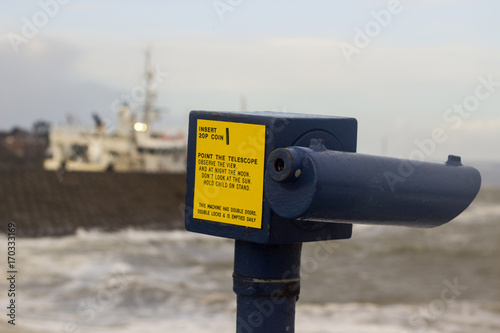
[265,140,481,228]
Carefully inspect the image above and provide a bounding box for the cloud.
[1,34,499,161]
[111,37,499,96]
[459,119,500,133]
[0,37,120,130]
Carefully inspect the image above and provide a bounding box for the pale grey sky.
[1,0,499,161]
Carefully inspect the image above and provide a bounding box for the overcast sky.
[1,0,499,162]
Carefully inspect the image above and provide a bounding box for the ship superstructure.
[44,51,186,173]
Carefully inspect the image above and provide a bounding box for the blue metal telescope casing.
[184,110,481,333]
[185,110,480,242]
[185,110,359,244]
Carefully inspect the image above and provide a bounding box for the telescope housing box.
[185,110,358,244]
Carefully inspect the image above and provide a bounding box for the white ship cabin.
[44,105,186,173]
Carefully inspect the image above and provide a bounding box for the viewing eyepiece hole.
[274,158,285,172]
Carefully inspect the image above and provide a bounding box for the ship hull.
[0,166,186,237]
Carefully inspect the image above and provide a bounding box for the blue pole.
[233,241,302,333]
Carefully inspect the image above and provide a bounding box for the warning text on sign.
[197,152,255,191]
[193,119,266,229]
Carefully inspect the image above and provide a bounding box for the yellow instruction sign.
[193,119,266,229]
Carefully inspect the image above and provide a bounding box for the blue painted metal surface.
[233,241,301,333]
[185,111,357,244]
[265,139,481,228]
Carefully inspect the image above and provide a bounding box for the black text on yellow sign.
[193,119,266,229]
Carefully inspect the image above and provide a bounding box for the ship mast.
[143,47,156,135]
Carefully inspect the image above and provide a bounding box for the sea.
[1,188,500,333]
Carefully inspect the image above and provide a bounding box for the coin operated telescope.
[184,111,481,333]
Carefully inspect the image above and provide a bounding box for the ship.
[43,49,187,173]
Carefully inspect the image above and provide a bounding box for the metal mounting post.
[233,241,302,333]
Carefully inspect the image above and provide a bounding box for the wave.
[5,301,499,333]
[2,209,499,333]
